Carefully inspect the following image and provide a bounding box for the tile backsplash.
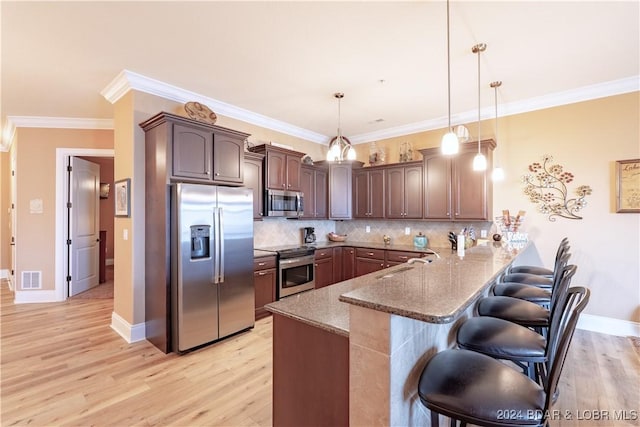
[254,218,494,249]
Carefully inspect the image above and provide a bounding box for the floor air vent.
[21,271,42,289]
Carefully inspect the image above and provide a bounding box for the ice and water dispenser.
[190,225,210,259]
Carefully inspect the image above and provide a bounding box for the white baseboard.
[110,311,147,343]
[106,258,114,266]
[577,313,640,337]
[14,290,62,303]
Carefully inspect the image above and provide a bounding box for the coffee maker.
[303,227,316,244]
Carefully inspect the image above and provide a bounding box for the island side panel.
[272,313,349,427]
[349,303,476,426]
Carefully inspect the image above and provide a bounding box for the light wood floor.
[1,281,638,427]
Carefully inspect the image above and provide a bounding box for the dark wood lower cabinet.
[254,256,276,320]
[272,314,349,427]
[355,257,386,276]
[314,248,334,289]
[342,246,355,280]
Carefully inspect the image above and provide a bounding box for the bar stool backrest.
[544,286,590,414]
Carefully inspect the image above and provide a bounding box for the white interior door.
[69,157,100,296]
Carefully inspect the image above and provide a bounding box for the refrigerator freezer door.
[217,186,255,337]
[173,183,219,352]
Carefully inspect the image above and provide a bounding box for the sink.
[376,265,415,279]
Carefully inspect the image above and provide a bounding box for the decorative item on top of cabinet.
[254,255,277,320]
[522,154,592,221]
[184,101,217,124]
[353,167,385,219]
[315,160,364,220]
[301,164,328,219]
[420,139,495,221]
[244,151,265,220]
[250,144,305,191]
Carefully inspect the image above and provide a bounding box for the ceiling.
[2,1,639,147]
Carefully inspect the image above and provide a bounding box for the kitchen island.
[265,241,529,426]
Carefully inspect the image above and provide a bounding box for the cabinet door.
[404,165,423,218]
[342,247,355,280]
[385,167,405,218]
[369,169,385,218]
[333,247,343,284]
[254,268,276,320]
[300,166,315,218]
[355,257,385,277]
[286,155,302,191]
[423,154,452,219]
[353,170,370,218]
[315,257,334,289]
[328,164,353,219]
[212,136,243,184]
[245,156,264,219]
[266,151,286,189]
[454,148,489,220]
[172,124,213,181]
[314,169,328,219]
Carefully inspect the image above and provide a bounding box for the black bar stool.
[418,286,590,427]
[457,264,578,382]
[501,240,570,288]
[506,237,569,277]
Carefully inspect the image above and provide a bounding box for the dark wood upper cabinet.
[244,152,265,220]
[353,168,385,219]
[420,140,495,221]
[315,160,364,220]
[251,145,304,191]
[172,124,213,181]
[301,165,328,219]
[385,162,423,219]
[212,135,244,184]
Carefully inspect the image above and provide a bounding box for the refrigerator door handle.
[218,207,225,283]
[212,207,220,284]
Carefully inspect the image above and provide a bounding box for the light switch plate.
[365,226,371,233]
[123,229,128,240]
[480,229,488,238]
[405,227,410,235]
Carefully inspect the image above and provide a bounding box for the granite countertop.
[253,249,277,258]
[265,242,529,336]
[256,240,442,256]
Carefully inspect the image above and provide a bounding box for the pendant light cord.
[446,0,452,132]
[477,43,481,153]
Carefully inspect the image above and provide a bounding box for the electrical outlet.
[481,229,488,238]
[366,226,370,233]
[405,227,411,235]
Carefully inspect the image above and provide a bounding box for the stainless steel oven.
[277,247,315,298]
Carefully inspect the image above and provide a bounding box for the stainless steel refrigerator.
[171,183,254,352]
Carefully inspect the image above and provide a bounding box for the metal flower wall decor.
[522,154,592,221]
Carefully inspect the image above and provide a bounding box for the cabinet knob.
[258,262,266,266]
[399,256,407,259]
[380,263,384,267]
[367,252,374,256]
[258,272,266,276]
[315,263,319,267]
[215,172,220,176]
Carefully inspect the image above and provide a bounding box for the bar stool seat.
[457,316,546,361]
[477,296,550,327]
[418,349,545,426]
[492,282,552,305]
[500,273,553,289]
[508,265,554,278]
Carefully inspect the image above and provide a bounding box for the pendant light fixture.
[326,92,356,162]
[490,81,505,181]
[472,43,487,171]
[441,0,459,155]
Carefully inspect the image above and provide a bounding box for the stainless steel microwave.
[265,189,304,217]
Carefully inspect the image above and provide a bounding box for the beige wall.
[368,92,640,323]
[13,128,113,291]
[0,151,11,274]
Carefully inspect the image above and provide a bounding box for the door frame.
[55,148,114,301]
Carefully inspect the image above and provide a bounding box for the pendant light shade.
[326,92,356,162]
[471,43,487,171]
[440,0,459,155]
[490,80,505,181]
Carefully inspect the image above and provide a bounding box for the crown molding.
[1,116,113,152]
[101,69,328,144]
[350,75,640,144]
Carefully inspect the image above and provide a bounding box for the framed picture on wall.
[114,178,131,217]
[616,159,640,213]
